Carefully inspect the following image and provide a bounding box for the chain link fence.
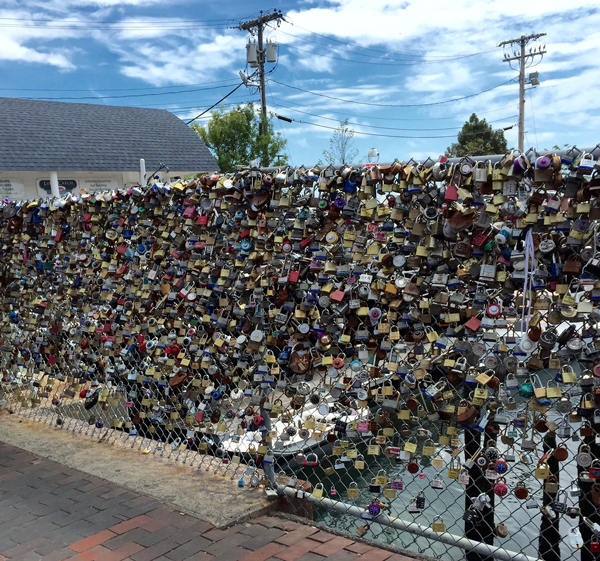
[2,155,600,561]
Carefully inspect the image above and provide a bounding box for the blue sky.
[1,0,599,167]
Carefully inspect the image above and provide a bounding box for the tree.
[192,103,287,172]
[322,119,360,165]
[445,113,508,158]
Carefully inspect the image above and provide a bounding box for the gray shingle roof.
[0,97,218,172]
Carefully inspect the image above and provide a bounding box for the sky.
[1,0,600,168]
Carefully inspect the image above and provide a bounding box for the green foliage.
[192,103,287,171]
[322,119,360,165]
[445,113,508,158]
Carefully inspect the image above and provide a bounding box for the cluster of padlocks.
[2,148,600,557]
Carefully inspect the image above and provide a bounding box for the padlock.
[493,477,508,497]
[514,481,528,499]
[431,516,445,533]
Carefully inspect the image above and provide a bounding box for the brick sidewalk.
[0,442,413,561]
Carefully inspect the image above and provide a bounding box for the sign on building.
[37,179,78,197]
[79,178,120,193]
[0,179,26,199]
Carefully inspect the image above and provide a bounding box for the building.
[0,97,218,199]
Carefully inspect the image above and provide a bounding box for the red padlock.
[253,414,265,427]
[472,231,491,247]
[591,540,600,553]
[445,184,459,201]
[302,453,319,468]
[332,357,345,369]
[588,461,600,479]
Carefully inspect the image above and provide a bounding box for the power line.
[168,99,258,116]
[269,78,516,108]
[271,25,497,63]
[284,20,497,61]
[185,83,245,125]
[0,22,228,30]
[268,95,517,121]
[139,97,258,111]
[0,16,234,24]
[0,77,241,92]
[278,116,517,139]
[20,83,241,101]
[269,100,518,132]
[281,43,476,67]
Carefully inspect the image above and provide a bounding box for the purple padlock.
[512,155,528,174]
[536,156,551,170]
[368,501,382,516]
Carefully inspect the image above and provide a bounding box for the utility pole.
[499,33,546,152]
[235,10,284,167]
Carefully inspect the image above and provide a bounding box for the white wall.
[0,170,201,200]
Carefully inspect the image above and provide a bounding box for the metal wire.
[1,159,600,561]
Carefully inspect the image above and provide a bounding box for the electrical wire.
[0,22,229,30]
[140,96,257,111]
[21,83,241,101]
[281,43,480,67]
[284,20,498,61]
[269,100,518,132]
[168,99,258,116]
[279,116,517,139]
[185,83,245,125]
[269,78,516,108]
[271,25,497,63]
[0,16,235,24]
[268,95,517,121]
[0,77,242,92]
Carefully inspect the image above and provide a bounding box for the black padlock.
[415,492,426,509]
[463,507,482,526]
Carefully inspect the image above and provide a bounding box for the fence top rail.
[235,144,600,173]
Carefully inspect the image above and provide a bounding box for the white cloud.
[112,32,246,86]
[0,8,81,68]
[0,36,74,69]
[1,0,600,163]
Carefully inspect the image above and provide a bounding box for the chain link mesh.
[1,160,600,561]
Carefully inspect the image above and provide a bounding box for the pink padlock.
[493,477,508,497]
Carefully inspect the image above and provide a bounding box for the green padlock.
[519,378,534,398]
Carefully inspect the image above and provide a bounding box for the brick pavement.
[0,442,416,561]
